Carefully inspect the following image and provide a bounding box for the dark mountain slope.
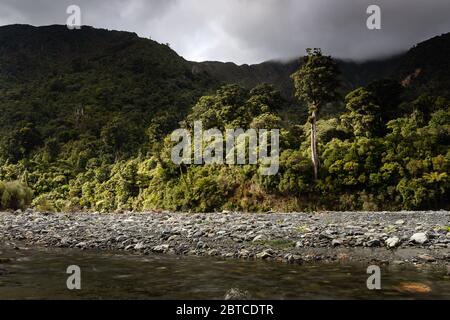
[396,33,450,97]
[193,57,403,97]
[0,25,217,161]
[193,32,450,99]
[0,24,447,165]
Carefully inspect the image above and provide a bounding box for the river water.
[0,244,449,299]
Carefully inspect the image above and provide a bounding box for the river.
[0,244,449,299]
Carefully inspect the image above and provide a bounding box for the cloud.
[0,0,449,64]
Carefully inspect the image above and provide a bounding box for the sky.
[0,0,449,65]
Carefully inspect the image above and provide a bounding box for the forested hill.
[0,24,202,83]
[1,24,448,104]
[0,24,449,213]
[193,55,402,97]
[0,24,217,159]
[194,33,450,98]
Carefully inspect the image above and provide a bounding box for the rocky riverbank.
[0,210,449,265]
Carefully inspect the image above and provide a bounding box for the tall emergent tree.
[291,48,340,179]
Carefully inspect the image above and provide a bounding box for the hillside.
[0,24,448,213]
[0,24,217,160]
[193,33,450,99]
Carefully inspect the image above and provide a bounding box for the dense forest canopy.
[0,25,449,212]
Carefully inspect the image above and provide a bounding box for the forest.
[0,25,449,212]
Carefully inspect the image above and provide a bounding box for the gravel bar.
[1,210,449,265]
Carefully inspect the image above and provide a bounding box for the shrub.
[0,181,33,210]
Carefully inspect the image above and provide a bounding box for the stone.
[285,254,303,264]
[224,288,252,300]
[331,239,342,247]
[75,241,87,248]
[207,249,219,256]
[366,239,381,247]
[152,244,170,253]
[252,235,266,242]
[256,250,272,260]
[134,242,146,250]
[395,219,405,225]
[417,254,435,262]
[386,236,400,248]
[238,249,251,258]
[410,233,428,244]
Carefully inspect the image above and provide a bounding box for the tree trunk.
[310,110,319,179]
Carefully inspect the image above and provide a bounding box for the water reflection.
[0,245,448,300]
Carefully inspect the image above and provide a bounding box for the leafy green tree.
[341,88,381,137]
[0,124,41,162]
[291,49,341,179]
[367,79,403,122]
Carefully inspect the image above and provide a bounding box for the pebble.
[152,244,169,253]
[386,237,400,248]
[410,233,428,244]
[417,254,436,262]
[331,239,342,247]
[252,235,265,242]
[224,288,252,300]
[256,250,273,260]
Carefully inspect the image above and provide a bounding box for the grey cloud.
[0,0,449,64]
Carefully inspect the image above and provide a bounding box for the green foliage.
[291,48,341,113]
[341,88,381,137]
[0,180,33,210]
[0,26,449,213]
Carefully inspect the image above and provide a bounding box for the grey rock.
[295,241,303,248]
[238,249,251,258]
[285,254,303,264]
[331,239,342,247]
[252,235,266,242]
[224,288,252,300]
[134,242,146,250]
[256,250,273,260]
[207,249,219,256]
[386,236,400,248]
[152,244,170,253]
[75,242,87,248]
[418,254,435,262]
[410,233,428,244]
[366,239,381,247]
